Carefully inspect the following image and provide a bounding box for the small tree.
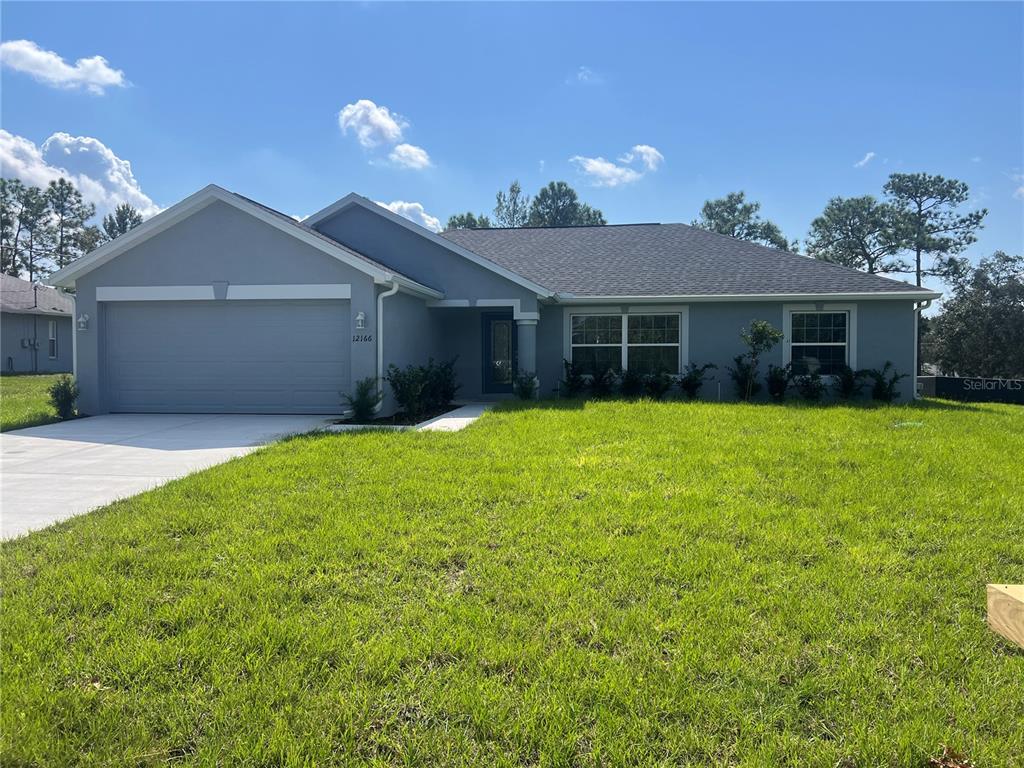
[102,202,144,240]
[528,181,606,227]
[48,375,79,419]
[927,251,1024,378]
[728,320,784,401]
[806,196,908,274]
[493,181,531,228]
[693,191,790,250]
[445,211,492,230]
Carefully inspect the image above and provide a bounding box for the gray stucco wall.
[1,313,73,374]
[536,299,918,401]
[314,206,539,311]
[72,200,379,415]
[379,289,444,413]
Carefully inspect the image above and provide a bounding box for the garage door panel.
[104,300,348,414]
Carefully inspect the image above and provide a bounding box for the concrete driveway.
[0,414,330,540]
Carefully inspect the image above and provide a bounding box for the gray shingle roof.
[1,274,74,316]
[441,223,933,297]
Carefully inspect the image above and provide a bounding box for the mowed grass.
[0,373,62,432]
[2,400,1022,766]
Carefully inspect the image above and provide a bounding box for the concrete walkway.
[417,403,493,432]
[0,414,329,540]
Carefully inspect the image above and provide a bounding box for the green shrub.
[677,363,716,400]
[561,359,587,397]
[386,364,427,420]
[834,364,864,400]
[643,371,674,400]
[47,375,78,420]
[422,357,460,411]
[387,357,460,419]
[589,368,618,398]
[514,371,538,400]
[793,371,826,401]
[343,377,382,422]
[619,369,645,399]
[765,363,791,402]
[861,361,908,402]
[727,355,761,400]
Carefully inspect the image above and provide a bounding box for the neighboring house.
[1,274,74,375]
[47,184,939,416]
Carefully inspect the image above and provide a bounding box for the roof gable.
[304,193,554,298]
[46,185,441,298]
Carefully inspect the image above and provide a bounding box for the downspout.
[913,298,933,397]
[374,278,400,413]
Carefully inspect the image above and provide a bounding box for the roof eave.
[551,290,942,304]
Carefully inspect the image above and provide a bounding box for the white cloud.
[388,143,431,170]
[971,156,982,163]
[853,151,876,168]
[619,144,664,172]
[0,39,126,95]
[338,99,407,148]
[569,156,642,188]
[568,66,603,86]
[373,200,441,232]
[0,129,160,218]
[570,143,664,187]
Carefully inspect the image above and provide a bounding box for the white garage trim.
[226,284,351,300]
[97,284,353,301]
[97,286,216,301]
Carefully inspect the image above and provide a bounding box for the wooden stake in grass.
[986,584,1024,648]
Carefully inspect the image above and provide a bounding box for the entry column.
[516,318,538,395]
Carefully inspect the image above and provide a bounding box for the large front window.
[790,311,848,375]
[571,313,680,375]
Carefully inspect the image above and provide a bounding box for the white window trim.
[782,303,857,373]
[563,305,689,374]
[48,319,58,359]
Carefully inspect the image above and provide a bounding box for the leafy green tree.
[46,178,96,268]
[445,211,493,230]
[806,195,908,274]
[693,191,789,250]
[883,173,987,286]
[0,178,25,275]
[102,202,144,241]
[16,185,53,281]
[528,181,606,227]
[926,251,1023,378]
[493,180,531,228]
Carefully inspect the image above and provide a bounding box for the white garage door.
[104,300,349,414]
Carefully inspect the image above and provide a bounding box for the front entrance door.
[482,313,516,394]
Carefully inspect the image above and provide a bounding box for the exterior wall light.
[77,314,90,331]
[355,311,366,330]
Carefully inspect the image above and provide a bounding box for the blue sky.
[2,1,1021,286]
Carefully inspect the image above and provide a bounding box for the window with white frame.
[570,313,680,375]
[789,311,848,375]
[48,320,58,359]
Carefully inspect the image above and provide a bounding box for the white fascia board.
[97,285,216,301]
[304,194,555,299]
[226,284,351,300]
[553,291,942,304]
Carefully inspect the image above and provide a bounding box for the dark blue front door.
[482,313,516,394]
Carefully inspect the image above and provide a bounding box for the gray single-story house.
[1,274,74,375]
[47,184,939,415]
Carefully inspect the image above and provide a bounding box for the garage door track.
[1,414,330,540]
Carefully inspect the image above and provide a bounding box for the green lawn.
[0,374,61,432]
[2,400,1022,766]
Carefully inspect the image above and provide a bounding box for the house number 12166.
[353,334,374,342]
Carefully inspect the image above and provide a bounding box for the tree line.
[0,177,145,281]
